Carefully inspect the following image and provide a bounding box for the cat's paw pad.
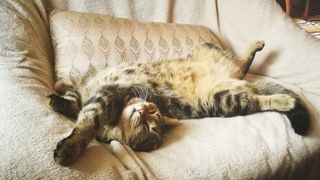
[54,135,83,166]
[270,94,296,112]
[47,94,65,111]
[254,41,265,51]
[47,94,78,118]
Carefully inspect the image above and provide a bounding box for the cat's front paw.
[54,134,83,166]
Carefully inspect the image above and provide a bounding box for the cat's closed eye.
[151,126,161,134]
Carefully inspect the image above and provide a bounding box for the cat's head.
[105,98,178,151]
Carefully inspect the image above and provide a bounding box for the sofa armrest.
[216,0,320,91]
[0,0,54,91]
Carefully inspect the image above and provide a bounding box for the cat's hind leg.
[200,88,296,117]
[253,80,310,134]
[48,94,80,118]
[191,41,264,79]
[199,86,308,135]
[238,41,265,79]
[48,79,81,118]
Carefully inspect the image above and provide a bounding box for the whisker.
[142,89,146,99]
[145,90,149,101]
[162,133,174,138]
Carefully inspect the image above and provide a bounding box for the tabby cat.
[48,41,309,166]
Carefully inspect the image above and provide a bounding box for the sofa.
[1,0,320,179]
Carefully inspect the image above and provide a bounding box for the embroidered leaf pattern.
[173,36,182,56]
[94,16,106,31]
[186,35,194,52]
[78,15,90,32]
[115,35,126,61]
[159,36,169,59]
[99,35,110,53]
[110,17,121,31]
[69,65,81,85]
[99,35,111,64]
[87,63,97,77]
[130,36,141,60]
[144,36,154,53]
[63,19,74,34]
[115,35,125,52]
[82,36,95,60]
[81,63,97,86]
[144,36,155,60]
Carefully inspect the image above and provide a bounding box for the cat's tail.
[238,41,265,79]
[253,80,310,135]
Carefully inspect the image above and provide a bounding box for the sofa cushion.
[50,10,221,87]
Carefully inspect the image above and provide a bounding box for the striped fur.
[49,41,309,166]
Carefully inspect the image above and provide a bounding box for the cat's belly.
[173,75,247,104]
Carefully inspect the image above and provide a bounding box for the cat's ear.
[162,116,180,126]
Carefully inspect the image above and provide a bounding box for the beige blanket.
[1,0,320,179]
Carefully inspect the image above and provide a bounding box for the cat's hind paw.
[270,94,296,112]
[254,40,265,52]
[47,94,79,118]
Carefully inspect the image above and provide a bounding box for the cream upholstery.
[1,0,320,179]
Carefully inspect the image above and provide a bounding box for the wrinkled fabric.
[0,0,320,179]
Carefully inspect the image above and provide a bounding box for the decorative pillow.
[50,10,221,87]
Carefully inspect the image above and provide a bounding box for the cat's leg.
[191,41,264,79]
[253,80,310,134]
[203,81,309,134]
[48,79,81,118]
[200,89,296,117]
[54,97,106,165]
[238,41,265,79]
[54,84,147,165]
[256,94,296,112]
